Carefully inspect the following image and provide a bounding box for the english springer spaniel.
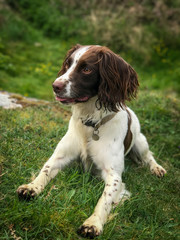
[17,44,166,238]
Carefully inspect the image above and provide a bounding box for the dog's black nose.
[52,81,65,92]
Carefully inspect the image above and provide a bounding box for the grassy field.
[0,1,180,239]
[0,92,179,239]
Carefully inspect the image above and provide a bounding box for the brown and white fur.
[17,44,166,238]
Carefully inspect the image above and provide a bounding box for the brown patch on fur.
[58,44,82,76]
[96,46,139,112]
[124,109,133,154]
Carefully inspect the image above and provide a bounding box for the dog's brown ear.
[97,47,139,112]
[58,44,82,76]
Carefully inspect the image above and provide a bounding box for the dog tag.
[92,133,99,141]
[92,128,99,141]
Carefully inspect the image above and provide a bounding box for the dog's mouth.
[55,96,90,104]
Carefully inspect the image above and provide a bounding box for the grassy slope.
[0,94,179,240]
[1,40,180,99]
[0,39,70,100]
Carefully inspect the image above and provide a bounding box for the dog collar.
[82,109,132,152]
[82,113,116,141]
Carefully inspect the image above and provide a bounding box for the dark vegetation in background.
[0,0,180,96]
[2,0,180,61]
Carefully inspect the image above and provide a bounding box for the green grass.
[0,2,180,239]
[0,94,179,239]
[0,39,71,100]
[1,38,180,100]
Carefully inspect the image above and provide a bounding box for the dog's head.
[53,44,139,111]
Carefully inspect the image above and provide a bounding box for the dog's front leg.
[78,168,130,238]
[17,122,80,200]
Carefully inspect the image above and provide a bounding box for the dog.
[17,44,166,238]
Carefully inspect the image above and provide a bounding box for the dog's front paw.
[150,164,167,177]
[77,225,102,239]
[77,215,103,239]
[17,184,38,201]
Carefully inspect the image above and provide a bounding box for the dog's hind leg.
[17,125,80,200]
[130,133,166,177]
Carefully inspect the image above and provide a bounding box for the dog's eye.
[82,67,92,74]
[64,64,69,71]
